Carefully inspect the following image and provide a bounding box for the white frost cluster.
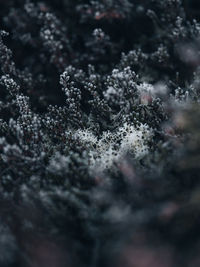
[137,82,154,94]
[74,123,152,172]
[103,86,118,100]
[138,82,168,101]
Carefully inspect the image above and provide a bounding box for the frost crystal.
[75,123,152,171]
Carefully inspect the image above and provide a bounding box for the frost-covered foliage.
[1,0,200,267]
[75,122,152,171]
